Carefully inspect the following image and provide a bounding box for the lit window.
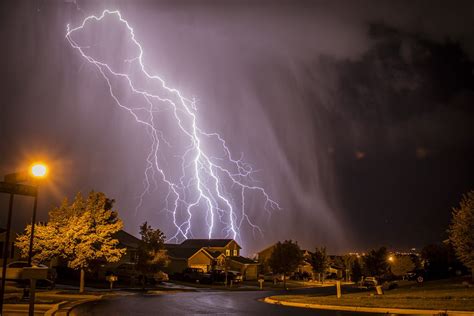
[233,250,238,256]
[226,249,230,256]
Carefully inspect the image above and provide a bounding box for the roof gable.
[189,248,215,261]
[113,230,141,249]
[258,243,276,254]
[179,239,241,249]
[166,247,202,260]
[203,250,225,259]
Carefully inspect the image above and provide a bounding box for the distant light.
[30,163,48,178]
[388,255,394,262]
[355,151,366,160]
[416,147,429,159]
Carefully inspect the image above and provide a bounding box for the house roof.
[257,243,276,254]
[164,243,180,249]
[166,247,202,260]
[113,230,141,249]
[179,239,241,249]
[229,256,258,265]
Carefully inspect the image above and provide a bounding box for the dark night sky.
[0,0,473,256]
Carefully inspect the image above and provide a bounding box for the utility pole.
[0,194,14,314]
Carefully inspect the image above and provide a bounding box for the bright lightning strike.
[66,10,280,243]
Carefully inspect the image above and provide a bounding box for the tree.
[421,242,464,279]
[362,247,390,278]
[449,190,474,280]
[342,255,356,282]
[16,191,126,293]
[268,240,303,289]
[309,247,329,283]
[351,258,363,283]
[136,222,169,286]
[390,256,415,278]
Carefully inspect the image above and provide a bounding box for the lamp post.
[27,163,48,266]
[0,162,48,315]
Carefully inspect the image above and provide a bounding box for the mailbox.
[22,267,49,280]
[106,275,118,282]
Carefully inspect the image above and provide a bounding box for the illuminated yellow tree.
[449,190,474,281]
[16,191,125,292]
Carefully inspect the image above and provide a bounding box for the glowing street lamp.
[30,163,48,178]
[388,255,395,263]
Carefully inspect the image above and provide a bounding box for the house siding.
[244,264,258,280]
[204,240,240,257]
[188,251,213,272]
[165,258,188,274]
[228,259,259,280]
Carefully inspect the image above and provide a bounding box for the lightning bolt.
[66,10,280,243]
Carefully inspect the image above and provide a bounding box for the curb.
[263,297,474,316]
[52,296,103,316]
[45,301,68,316]
[52,291,136,315]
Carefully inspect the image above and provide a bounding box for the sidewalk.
[2,281,200,315]
[2,289,131,315]
[263,296,474,316]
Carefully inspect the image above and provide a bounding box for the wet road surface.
[72,286,418,315]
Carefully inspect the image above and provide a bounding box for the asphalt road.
[72,286,418,316]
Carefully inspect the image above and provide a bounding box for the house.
[112,230,141,265]
[297,250,314,276]
[95,230,142,280]
[256,244,275,273]
[228,256,259,280]
[179,239,241,257]
[164,239,259,280]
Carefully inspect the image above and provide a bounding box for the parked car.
[107,263,169,285]
[262,273,284,282]
[182,268,212,283]
[210,270,226,282]
[227,270,243,283]
[210,270,242,283]
[406,269,427,283]
[108,263,140,283]
[0,261,56,289]
[362,276,378,287]
[152,270,169,283]
[290,271,311,281]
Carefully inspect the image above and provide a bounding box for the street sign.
[4,171,29,184]
[22,267,49,280]
[0,182,37,197]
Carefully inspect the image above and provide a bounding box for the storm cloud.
[1,0,473,255]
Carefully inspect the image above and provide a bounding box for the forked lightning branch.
[65,10,280,243]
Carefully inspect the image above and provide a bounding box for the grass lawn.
[271,278,474,311]
[170,279,326,291]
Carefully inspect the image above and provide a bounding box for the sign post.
[106,275,118,289]
[336,280,342,298]
[0,194,14,314]
[23,267,49,316]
